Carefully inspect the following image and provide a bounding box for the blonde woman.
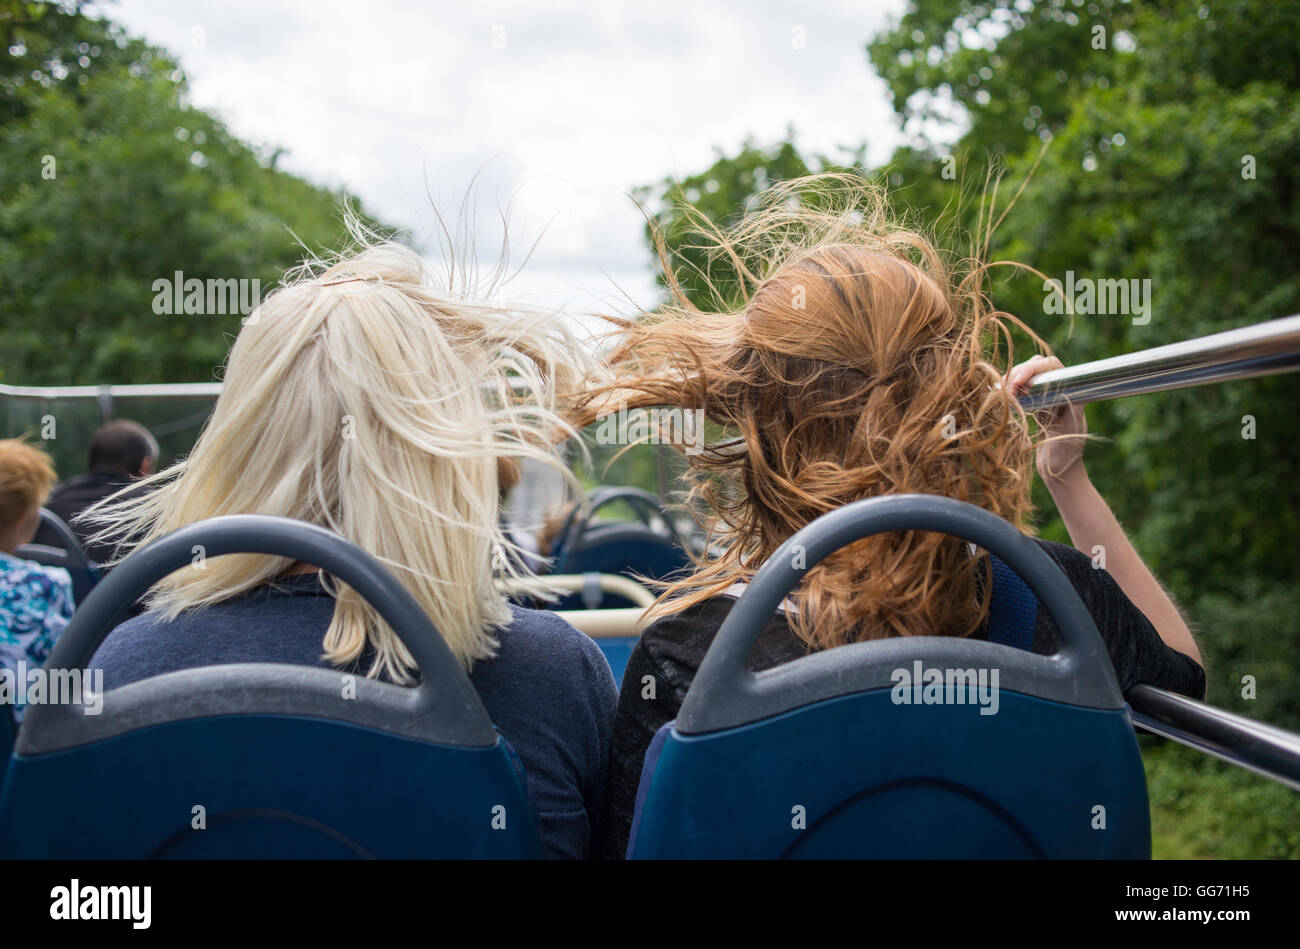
[87,233,617,859]
[573,174,1204,858]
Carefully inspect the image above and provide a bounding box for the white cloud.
[102,0,907,319]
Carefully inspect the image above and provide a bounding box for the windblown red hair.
[572,173,1047,650]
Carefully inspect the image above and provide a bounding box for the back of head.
[89,420,158,478]
[579,173,1038,649]
[91,228,590,681]
[0,436,57,540]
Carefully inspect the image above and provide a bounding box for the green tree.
[634,133,866,309]
[0,1,386,387]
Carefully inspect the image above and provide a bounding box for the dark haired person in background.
[46,419,158,565]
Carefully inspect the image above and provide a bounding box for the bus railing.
[1127,685,1300,793]
[5,314,1299,415]
[496,572,656,608]
[1020,313,1300,411]
[0,383,223,399]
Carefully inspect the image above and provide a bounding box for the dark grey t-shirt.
[89,574,618,859]
[594,539,1206,860]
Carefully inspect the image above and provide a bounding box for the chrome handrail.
[0,379,530,423]
[5,316,1299,411]
[0,382,222,399]
[1127,685,1300,793]
[1020,314,1300,411]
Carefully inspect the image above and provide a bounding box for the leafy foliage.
[633,134,866,309]
[0,1,383,387]
[1143,738,1300,859]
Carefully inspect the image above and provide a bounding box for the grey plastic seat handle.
[554,486,674,561]
[44,514,492,730]
[677,494,1124,732]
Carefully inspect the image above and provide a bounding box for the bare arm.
[1008,356,1202,666]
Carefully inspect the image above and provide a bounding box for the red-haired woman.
[576,174,1204,859]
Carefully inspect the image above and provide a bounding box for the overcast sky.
[100,0,909,324]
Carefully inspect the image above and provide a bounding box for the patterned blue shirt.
[0,550,74,723]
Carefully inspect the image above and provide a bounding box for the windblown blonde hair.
[574,172,1047,650]
[89,220,591,682]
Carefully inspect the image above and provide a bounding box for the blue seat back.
[987,553,1038,650]
[0,705,11,789]
[550,488,690,608]
[0,515,543,859]
[17,508,101,606]
[627,494,1149,859]
[595,636,639,687]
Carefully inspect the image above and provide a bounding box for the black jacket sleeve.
[1033,540,1206,699]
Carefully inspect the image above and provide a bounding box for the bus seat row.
[0,496,1151,859]
[19,508,101,606]
[545,487,692,610]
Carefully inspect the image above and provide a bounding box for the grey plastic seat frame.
[677,494,1127,735]
[16,514,497,757]
[552,487,680,560]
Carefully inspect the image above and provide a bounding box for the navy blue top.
[89,574,618,859]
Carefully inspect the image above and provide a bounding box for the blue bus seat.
[595,636,639,688]
[0,515,543,859]
[550,488,690,610]
[626,494,1149,859]
[17,508,101,606]
[987,553,1038,651]
[0,704,11,789]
